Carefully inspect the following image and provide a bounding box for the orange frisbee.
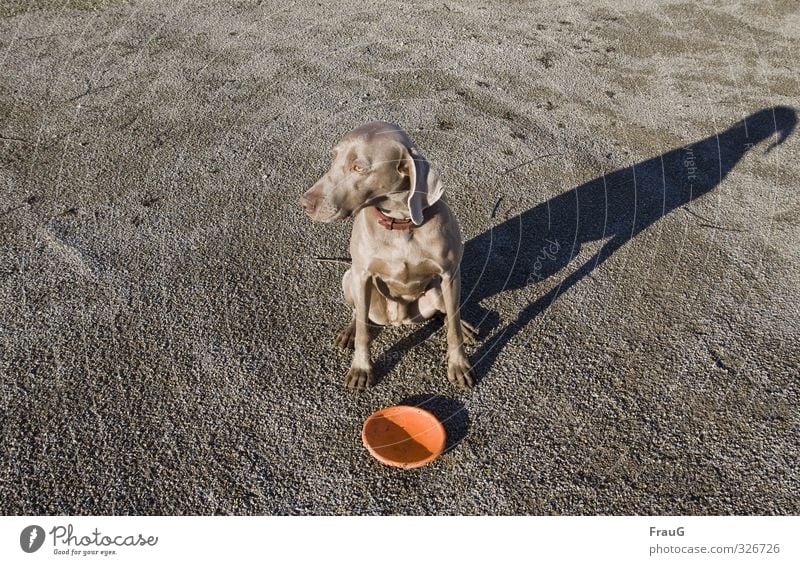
[362,405,446,469]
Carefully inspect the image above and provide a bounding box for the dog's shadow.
[377,106,796,383]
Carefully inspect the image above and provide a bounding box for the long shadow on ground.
[457,106,796,380]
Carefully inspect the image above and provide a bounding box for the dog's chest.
[367,244,441,300]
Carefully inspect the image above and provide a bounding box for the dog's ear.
[399,146,444,225]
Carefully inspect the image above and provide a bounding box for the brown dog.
[300,122,476,390]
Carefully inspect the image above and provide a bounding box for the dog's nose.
[299,192,316,214]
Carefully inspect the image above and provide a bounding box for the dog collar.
[374,207,418,231]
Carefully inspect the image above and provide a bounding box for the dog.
[300,122,476,390]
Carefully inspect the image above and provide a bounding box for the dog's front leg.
[441,271,474,389]
[345,268,374,390]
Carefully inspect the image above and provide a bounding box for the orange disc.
[362,405,446,469]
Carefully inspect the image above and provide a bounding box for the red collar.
[373,207,418,231]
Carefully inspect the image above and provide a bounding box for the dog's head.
[299,122,444,224]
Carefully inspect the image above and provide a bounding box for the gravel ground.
[0,0,798,515]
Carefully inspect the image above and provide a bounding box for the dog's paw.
[335,321,356,349]
[345,366,374,391]
[447,356,474,390]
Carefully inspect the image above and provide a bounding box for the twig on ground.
[490,197,503,220]
[697,223,748,233]
[313,257,351,265]
[502,152,563,174]
[65,77,131,103]
[684,207,748,232]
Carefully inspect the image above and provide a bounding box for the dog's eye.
[353,164,367,173]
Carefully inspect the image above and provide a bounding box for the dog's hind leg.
[335,314,356,349]
[417,280,478,343]
[456,318,479,344]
